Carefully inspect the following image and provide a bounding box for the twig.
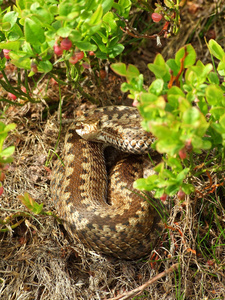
[168,46,188,88]
[107,263,179,300]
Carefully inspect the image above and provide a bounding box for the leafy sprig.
[111,39,225,199]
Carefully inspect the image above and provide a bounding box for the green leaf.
[9,51,31,69]
[58,1,74,16]
[153,53,166,66]
[2,11,18,30]
[167,157,183,172]
[206,85,224,106]
[70,30,82,42]
[0,146,15,158]
[133,178,148,190]
[0,57,7,70]
[38,60,52,73]
[166,58,180,75]
[4,123,16,132]
[185,69,198,86]
[121,82,132,93]
[208,39,225,61]
[0,41,21,51]
[210,107,225,120]
[57,27,72,38]
[7,23,23,41]
[119,0,131,17]
[49,4,58,15]
[16,0,27,11]
[89,5,103,25]
[176,168,190,183]
[111,63,127,76]
[30,3,54,24]
[178,96,191,113]
[103,12,117,31]
[18,192,44,214]
[175,44,196,68]
[208,72,220,84]
[154,162,164,174]
[148,54,170,81]
[182,107,200,125]
[140,92,158,104]
[219,114,225,129]
[191,135,203,149]
[166,184,179,196]
[51,20,62,31]
[164,0,175,8]
[109,44,124,58]
[113,0,131,18]
[75,41,97,51]
[189,62,213,83]
[0,122,7,132]
[0,122,6,134]
[217,61,225,77]
[95,30,108,43]
[126,64,140,80]
[0,157,14,164]
[202,139,212,150]
[167,86,185,109]
[181,183,195,194]
[134,175,158,191]
[21,41,34,55]
[24,17,45,45]
[92,35,107,54]
[211,123,225,135]
[202,63,213,76]
[197,96,208,115]
[150,122,175,142]
[156,137,183,155]
[92,35,107,53]
[2,22,11,31]
[84,0,99,11]
[148,79,164,96]
[102,0,114,13]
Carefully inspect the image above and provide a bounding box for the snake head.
[75,119,101,140]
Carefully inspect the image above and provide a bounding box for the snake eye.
[78,122,85,130]
[97,120,101,128]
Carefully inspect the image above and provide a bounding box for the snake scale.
[51,106,159,260]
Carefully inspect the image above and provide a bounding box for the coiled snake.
[51,106,159,260]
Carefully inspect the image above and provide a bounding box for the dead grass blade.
[108,263,179,300]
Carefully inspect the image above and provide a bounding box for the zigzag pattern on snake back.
[50,106,159,260]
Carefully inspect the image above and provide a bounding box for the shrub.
[111,39,225,200]
[0,0,132,76]
[0,121,16,196]
[0,0,181,104]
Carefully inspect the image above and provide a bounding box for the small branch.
[119,11,176,42]
[76,85,99,105]
[168,46,188,88]
[0,218,25,232]
[120,26,158,40]
[107,263,179,300]
[0,97,24,106]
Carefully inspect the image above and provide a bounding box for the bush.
[0,0,131,76]
[0,0,181,104]
[0,121,16,196]
[111,39,225,200]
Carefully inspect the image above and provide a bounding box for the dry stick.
[107,263,179,300]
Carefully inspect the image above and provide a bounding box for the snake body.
[51,106,157,259]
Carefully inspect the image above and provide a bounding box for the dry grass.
[1,1,225,299]
[1,84,225,300]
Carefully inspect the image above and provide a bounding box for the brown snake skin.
[51,106,159,260]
